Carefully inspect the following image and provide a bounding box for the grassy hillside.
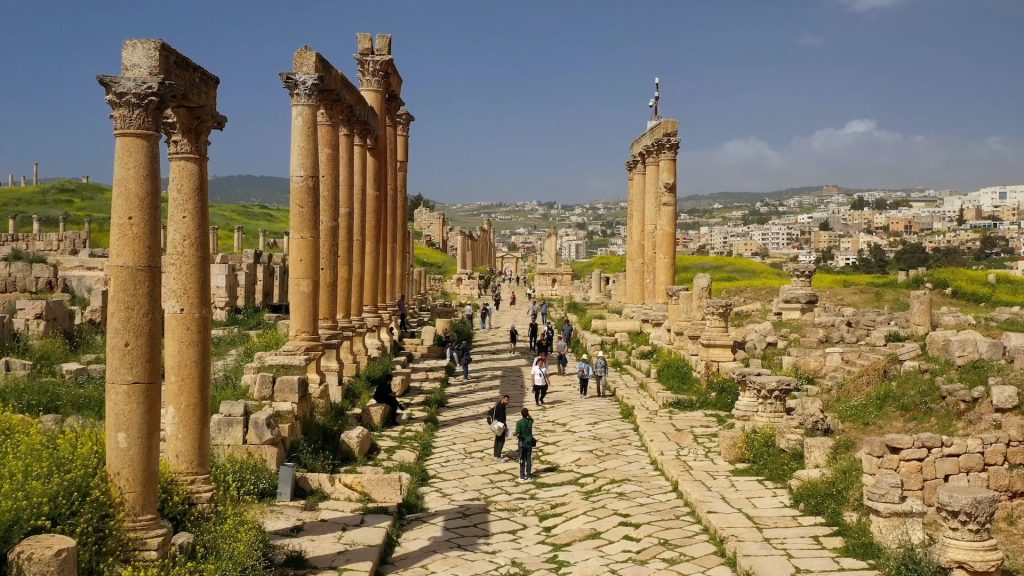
[0,180,289,250]
[414,244,456,278]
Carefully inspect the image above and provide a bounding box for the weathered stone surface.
[252,372,274,400]
[340,426,372,460]
[6,533,77,576]
[719,429,744,463]
[218,400,248,417]
[990,385,1019,411]
[210,414,245,445]
[245,409,280,445]
[803,437,834,469]
[273,375,308,403]
[361,403,391,428]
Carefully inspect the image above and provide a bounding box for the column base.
[124,515,172,562]
[336,321,359,380]
[178,473,216,509]
[362,314,385,358]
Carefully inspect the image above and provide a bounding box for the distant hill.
[208,175,289,205]
[677,185,924,209]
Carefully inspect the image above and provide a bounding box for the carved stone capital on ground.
[97,75,176,132]
[703,298,733,330]
[280,72,323,105]
[936,486,1000,542]
[162,106,225,157]
[665,285,688,304]
[784,262,817,288]
[748,375,798,423]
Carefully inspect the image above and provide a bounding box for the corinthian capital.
[280,73,323,105]
[658,137,681,160]
[642,144,659,165]
[162,107,226,157]
[396,108,415,136]
[625,157,640,173]
[355,56,389,91]
[97,75,175,132]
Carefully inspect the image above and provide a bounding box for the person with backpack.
[487,394,510,462]
[464,303,474,327]
[554,335,568,375]
[509,325,519,354]
[514,407,536,482]
[593,351,609,397]
[576,354,594,398]
[479,303,489,330]
[528,319,539,352]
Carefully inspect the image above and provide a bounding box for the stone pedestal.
[731,368,772,421]
[863,471,927,549]
[748,375,797,426]
[698,299,735,363]
[935,486,1004,575]
[777,263,819,319]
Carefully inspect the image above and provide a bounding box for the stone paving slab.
[592,335,880,576]
[382,293,736,576]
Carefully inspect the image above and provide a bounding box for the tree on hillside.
[407,193,435,221]
[956,205,966,227]
[871,197,889,211]
[930,246,968,268]
[816,247,836,267]
[818,220,831,231]
[850,196,870,211]
[893,241,929,270]
[854,244,889,274]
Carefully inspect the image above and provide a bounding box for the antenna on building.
[648,77,661,122]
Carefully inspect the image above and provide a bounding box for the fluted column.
[357,56,387,328]
[643,144,660,304]
[97,74,173,558]
[385,98,401,306]
[209,226,219,254]
[349,127,370,365]
[317,101,340,332]
[655,138,679,304]
[280,73,323,352]
[162,105,224,507]
[336,117,358,377]
[233,225,243,252]
[628,157,645,303]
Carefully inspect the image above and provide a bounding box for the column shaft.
[655,140,680,304]
[362,90,385,317]
[337,124,354,322]
[643,151,660,304]
[386,110,400,303]
[351,132,368,319]
[317,108,340,331]
[629,161,647,303]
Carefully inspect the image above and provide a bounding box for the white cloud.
[836,0,904,13]
[678,119,1024,195]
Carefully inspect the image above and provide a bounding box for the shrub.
[213,306,274,331]
[210,455,277,504]
[655,351,699,395]
[452,317,474,346]
[884,331,910,344]
[878,545,945,576]
[733,427,803,484]
[0,375,105,419]
[0,412,125,575]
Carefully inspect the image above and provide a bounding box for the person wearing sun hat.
[593,351,609,397]
[575,353,593,398]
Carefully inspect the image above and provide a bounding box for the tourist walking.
[397,294,409,332]
[514,408,536,482]
[554,335,568,375]
[510,292,517,306]
[545,321,555,345]
[528,302,537,320]
[576,354,593,398]
[459,340,472,381]
[480,303,489,330]
[464,303,474,326]
[528,319,539,352]
[493,291,502,311]
[531,355,550,406]
[373,374,405,426]
[488,395,510,461]
[561,319,574,347]
[509,325,518,353]
[535,333,548,359]
[594,351,609,397]
[540,301,549,324]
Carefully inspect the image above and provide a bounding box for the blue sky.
[1,0,1021,202]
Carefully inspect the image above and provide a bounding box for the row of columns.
[97,38,225,560]
[6,213,91,237]
[454,223,497,274]
[203,226,284,254]
[0,163,39,187]
[624,122,680,305]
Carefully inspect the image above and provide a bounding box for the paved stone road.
[381,289,735,576]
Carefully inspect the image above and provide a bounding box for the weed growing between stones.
[213,306,277,331]
[733,427,803,484]
[667,374,740,412]
[210,327,287,414]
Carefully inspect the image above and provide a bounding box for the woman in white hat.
[575,354,593,398]
[593,351,609,397]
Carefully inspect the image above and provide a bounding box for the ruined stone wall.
[861,421,1024,509]
[0,231,89,255]
[0,261,60,293]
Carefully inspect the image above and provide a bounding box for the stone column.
[396,108,414,303]
[317,101,340,333]
[456,230,468,273]
[258,228,267,251]
[20,176,26,187]
[357,55,387,331]
[280,73,323,353]
[655,138,679,304]
[97,74,172,558]
[162,105,224,506]
[209,226,219,254]
[7,214,15,234]
[935,486,1003,575]
[32,214,40,234]
[59,215,66,234]
[233,225,243,252]
[643,144,660,304]
[83,217,91,249]
[910,290,932,336]
[778,263,819,319]
[591,269,602,299]
[698,298,736,364]
[82,176,90,184]
[282,230,289,255]
[6,174,11,188]
[336,117,358,378]
[349,126,370,365]
[33,162,39,186]
[632,158,647,303]
[160,223,166,252]
[691,273,712,323]
[624,159,639,303]
[384,98,401,307]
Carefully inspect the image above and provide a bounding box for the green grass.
[733,427,804,484]
[570,255,627,279]
[926,267,1024,307]
[414,244,456,278]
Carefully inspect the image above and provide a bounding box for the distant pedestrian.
[535,333,548,358]
[545,322,555,346]
[510,292,517,306]
[460,340,472,381]
[528,320,539,352]
[488,395,511,461]
[540,301,549,324]
[576,354,593,398]
[514,408,536,482]
[509,325,519,353]
[531,356,550,406]
[593,351,609,397]
[397,294,409,332]
[528,302,537,320]
[493,291,502,311]
[561,319,574,347]
[464,303,474,326]
[554,335,568,375]
[480,303,489,330]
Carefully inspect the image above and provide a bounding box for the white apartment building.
[945,186,1024,211]
[749,225,799,252]
[559,238,588,262]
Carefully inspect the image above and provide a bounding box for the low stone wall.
[860,418,1024,509]
[0,231,89,256]
[0,261,60,293]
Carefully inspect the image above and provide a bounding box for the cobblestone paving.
[382,292,735,576]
